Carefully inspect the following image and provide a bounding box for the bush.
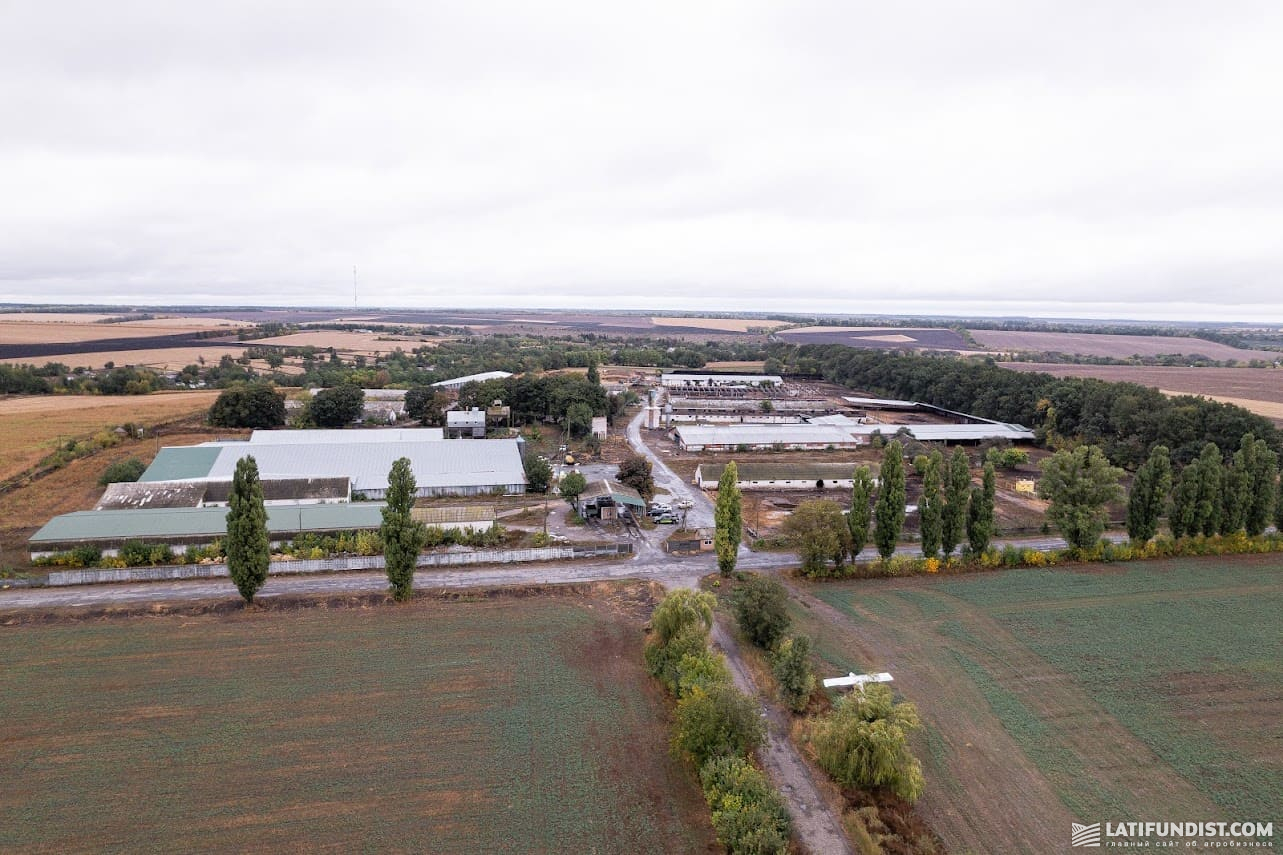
[98,457,146,486]
[118,540,175,567]
[673,682,766,766]
[732,575,790,649]
[811,683,924,802]
[676,650,733,698]
[700,756,791,855]
[771,636,816,713]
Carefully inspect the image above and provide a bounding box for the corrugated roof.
[96,480,208,510]
[842,396,920,409]
[675,424,859,446]
[412,506,497,526]
[202,477,351,504]
[431,371,513,388]
[661,373,783,385]
[205,438,526,491]
[578,479,646,507]
[31,503,387,544]
[249,428,443,444]
[139,446,226,482]
[850,424,1035,441]
[446,410,486,426]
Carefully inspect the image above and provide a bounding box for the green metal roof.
[31,503,387,545]
[139,446,225,482]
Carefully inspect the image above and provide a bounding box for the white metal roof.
[848,423,1035,441]
[675,423,859,446]
[249,428,444,444]
[661,373,783,385]
[842,396,920,409]
[446,410,487,426]
[431,370,513,388]
[206,438,525,491]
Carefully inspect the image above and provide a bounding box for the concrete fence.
[44,543,633,587]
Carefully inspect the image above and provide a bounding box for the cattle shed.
[29,503,388,558]
[573,479,646,521]
[694,462,874,490]
[410,505,497,532]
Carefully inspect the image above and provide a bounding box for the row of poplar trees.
[1127,433,1281,543]
[224,455,426,604]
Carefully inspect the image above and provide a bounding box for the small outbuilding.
[574,479,646,521]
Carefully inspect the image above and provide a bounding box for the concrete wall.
[43,543,633,587]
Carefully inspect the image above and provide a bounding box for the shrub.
[771,635,816,713]
[732,575,790,649]
[700,756,791,855]
[811,683,924,802]
[676,650,733,698]
[119,540,175,567]
[673,682,766,766]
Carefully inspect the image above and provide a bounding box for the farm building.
[29,503,388,558]
[673,423,861,452]
[665,528,715,554]
[431,370,514,391]
[410,505,497,532]
[97,477,350,510]
[138,431,526,498]
[694,462,872,491]
[661,373,782,389]
[445,409,487,438]
[573,479,646,521]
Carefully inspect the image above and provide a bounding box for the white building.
[661,373,782,389]
[431,370,514,391]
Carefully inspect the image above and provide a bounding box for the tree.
[847,466,874,560]
[700,756,791,855]
[405,386,450,426]
[208,383,285,428]
[1236,434,1279,536]
[732,575,789,649]
[565,401,594,439]
[771,635,816,713]
[524,454,553,493]
[309,385,364,427]
[942,448,970,556]
[967,462,996,554]
[1276,474,1283,534]
[586,360,601,386]
[919,450,943,558]
[617,453,655,501]
[225,456,270,604]
[811,683,924,802]
[1037,445,1124,551]
[559,470,587,504]
[674,682,766,766]
[783,499,850,577]
[1126,445,1172,543]
[874,440,907,559]
[645,589,718,692]
[1169,463,1200,539]
[1193,442,1224,536]
[98,457,146,486]
[382,457,426,601]
[715,462,743,576]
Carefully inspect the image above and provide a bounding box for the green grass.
[0,594,712,853]
[937,559,1283,827]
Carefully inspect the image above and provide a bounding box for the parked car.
[655,514,678,524]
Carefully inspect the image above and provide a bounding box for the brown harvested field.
[777,326,979,352]
[0,391,220,483]
[251,330,444,354]
[0,345,250,371]
[0,317,247,343]
[651,316,790,332]
[970,329,1278,361]
[786,557,1283,852]
[0,585,715,853]
[1002,363,1283,423]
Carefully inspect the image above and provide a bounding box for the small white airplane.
[822,671,894,690]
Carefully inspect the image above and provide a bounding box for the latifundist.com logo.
[1072,821,1275,848]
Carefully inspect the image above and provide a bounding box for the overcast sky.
[3,1,1282,322]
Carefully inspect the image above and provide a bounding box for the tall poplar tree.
[967,462,996,554]
[919,451,943,558]
[1126,445,1172,543]
[382,457,426,601]
[874,441,907,559]
[1237,434,1279,536]
[941,448,970,556]
[1193,443,1223,537]
[1169,463,1200,539]
[847,465,875,560]
[226,455,270,604]
[715,461,743,576]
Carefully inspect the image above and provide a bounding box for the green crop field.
[807,557,1283,843]
[0,589,713,853]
